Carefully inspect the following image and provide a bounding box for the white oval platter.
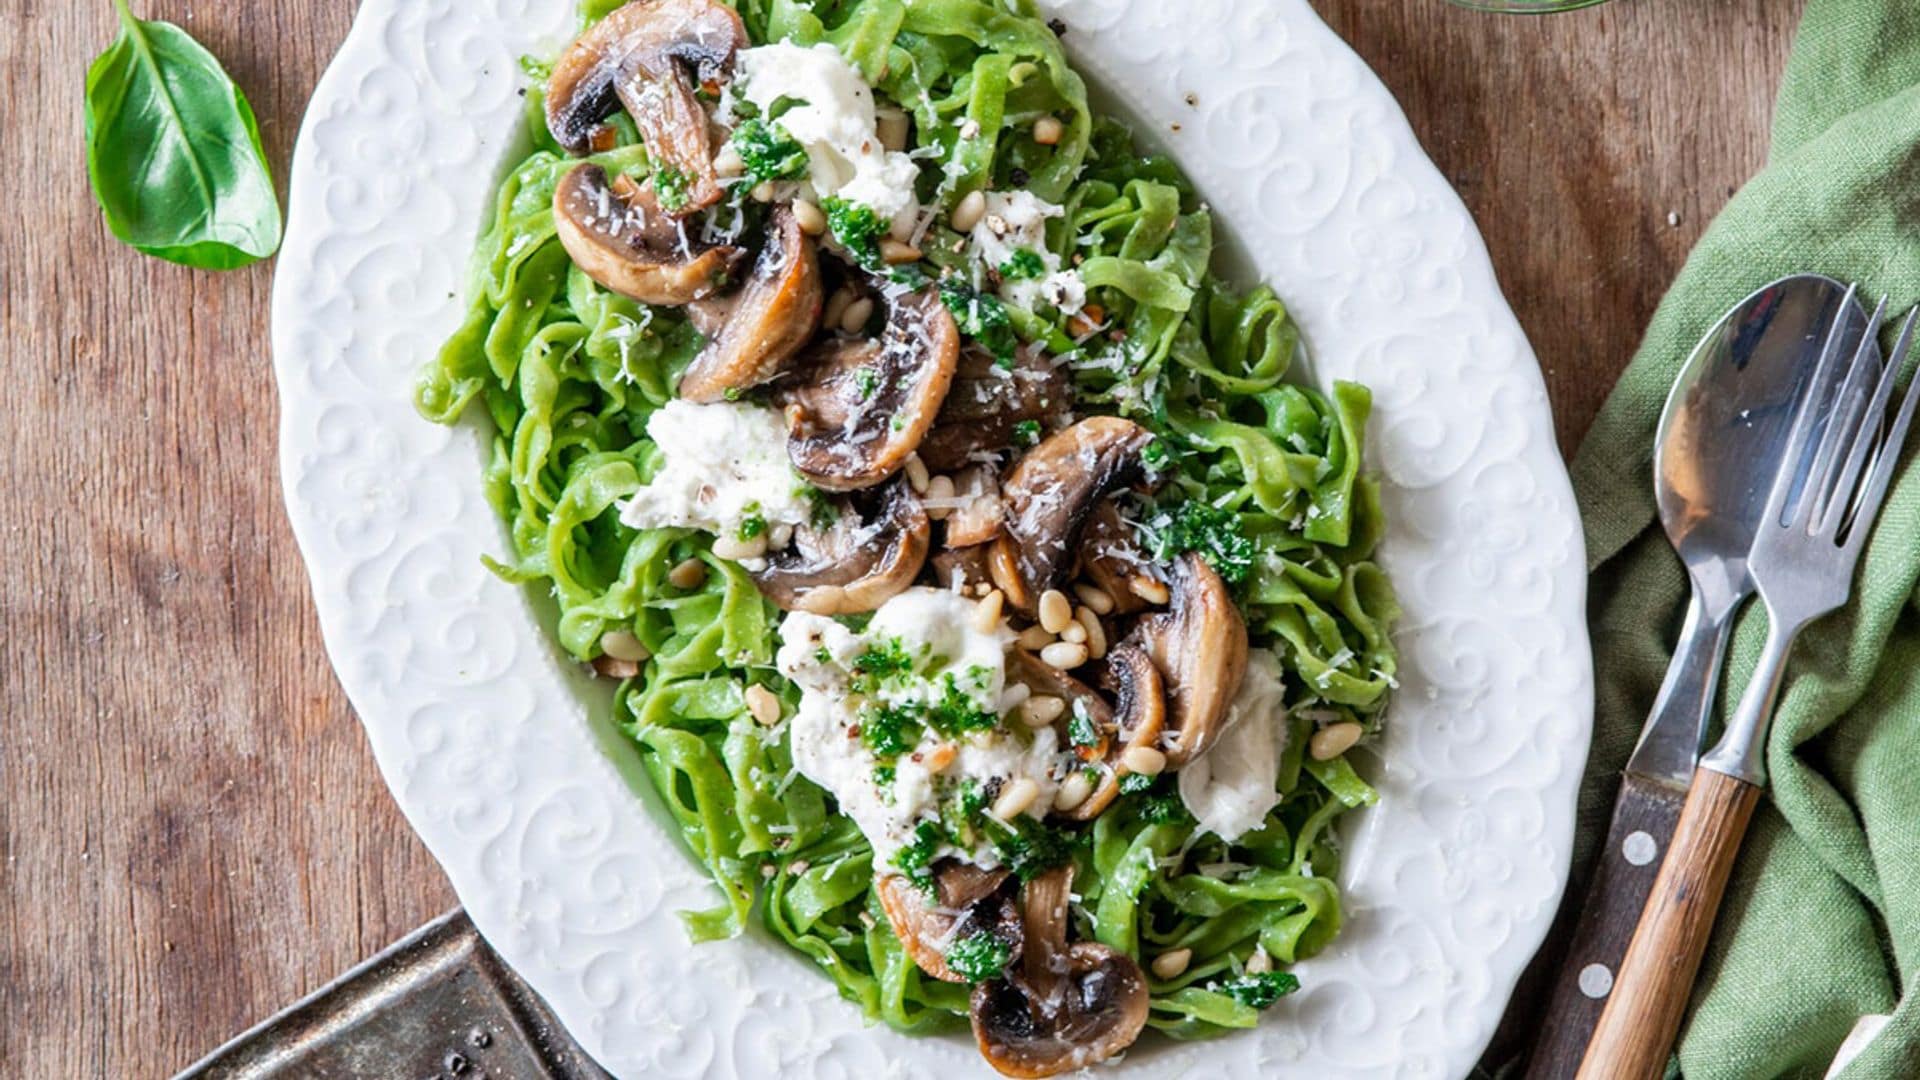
[271,1,1592,1076]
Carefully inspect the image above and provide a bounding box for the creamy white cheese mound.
[735,42,922,226]
[777,587,1068,866]
[1178,648,1290,842]
[616,399,812,538]
[967,190,1086,315]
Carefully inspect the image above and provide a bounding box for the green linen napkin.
[1571,1,1920,1076]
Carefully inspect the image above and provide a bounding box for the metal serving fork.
[1576,288,1920,1080]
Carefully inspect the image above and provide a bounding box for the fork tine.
[1841,307,1920,554]
[1822,307,1915,537]
[1764,284,1861,528]
[1802,296,1888,528]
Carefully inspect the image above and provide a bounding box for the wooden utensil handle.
[1577,767,1761,1080]
[1525,775,1687,1078]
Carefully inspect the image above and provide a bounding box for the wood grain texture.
[1,0,1795,1075]
[1527,774,1688,1079]
[1578,768,1764,1080]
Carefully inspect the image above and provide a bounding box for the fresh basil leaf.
[85,0,282,268]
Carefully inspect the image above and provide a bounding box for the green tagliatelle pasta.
[419,0,1399,1046]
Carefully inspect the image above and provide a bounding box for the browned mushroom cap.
[1126,552,1249,766]
[944,464,1007,548]
[932,543,995,593]
[677,206,824,402]
[781,286,960,491]
[990,417,1157,614]
[1058,642,1168,822]
[876,863,1022,984]
[747,478,928,614]
[917,345,1072,473]
[545,0,746,212]
[970,865,1150,1077]
[1080,500,1150,615]
[553,165,743,305]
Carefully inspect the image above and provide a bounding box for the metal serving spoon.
[1526,274,1875,1075]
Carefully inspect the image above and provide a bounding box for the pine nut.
[1151,948,1193,980]
[879,238,922,265]
[593,655,641,679]
[792,198,828,236]
[1130,576,1171,605]
[1073,583,1116,615]
[601,629,650,662]
[973,589,1005,633]
[951,189,987,233]
[1077,607,1108,660]
[769,523,795,549]
[1017,625,1055,651]
[1059,621,1088,645]
[1038,589,1074,633]
[1121,744,1166,776]
[1032,116,1064,145]
[904,454,931,495]
[1310,722,1365,761]
[823,287,854,330]
[841,296,875,334]
[925,742,958,773]
[992,777,1041,819]
[1040,641,1089,671]
[1245,947,1273,975]
[924,475,956,519]
[1021,694,1066,727]
[1054,771,1094,812]
[876,107,910,152]
[712,533,768,561]
[751,180,775,202]
[713,147,745,178]
[744,683,782,726]
[668,557,708,590]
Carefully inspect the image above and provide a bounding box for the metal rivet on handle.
[1623,830,1659,866]
[1579,963,1615,999]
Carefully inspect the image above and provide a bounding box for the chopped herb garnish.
[767,94,808,120]
[888,263,931,289]
[1142,436,1173,470]
[1120,771,1192,824]
[814,646,833,665]
[851,638,915,692]
[986,816,1074,881]
[873,763,897,787]
[1148,502,1256,585]
[736,506,767,540]
[1066,708,1101,750]
[892,820,942,892]
[1012,418,1043,447]
[946,931,1014,983]
[728,118,809,185]
[1139,791,1192,825]
[854,366,879,400]
[926,675,998,737]
[1212,971,1301,1009]
[1000,248,1046,281]
[861,701,922,756]
[938,277,1019,367]
[653,165,692,213]
[823,196,884,270]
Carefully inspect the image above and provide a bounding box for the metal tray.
[175,910,611,1080]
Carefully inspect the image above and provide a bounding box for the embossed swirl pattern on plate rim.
[271,1,1593,1075]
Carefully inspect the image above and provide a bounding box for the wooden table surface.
[4,0,1797,1073]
